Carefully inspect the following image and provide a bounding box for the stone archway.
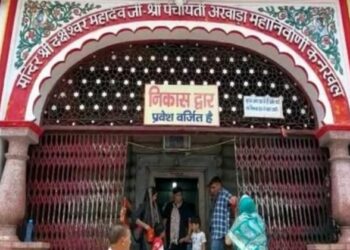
[30,28,327,128]
[21,40,335,250]
[2,4,348,125]
[40,42,318,130]
[1,3,349,250]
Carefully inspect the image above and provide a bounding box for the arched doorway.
[41,42,316,128]
[26,42,336,250]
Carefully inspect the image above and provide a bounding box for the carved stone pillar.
[0,128,37,241]
[308,131,350,250]
[0,127,49,249]
[319,131,350,244]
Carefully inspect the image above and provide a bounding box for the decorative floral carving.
[16,0,101,68]
[258,6,343,74]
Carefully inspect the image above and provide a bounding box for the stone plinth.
[307,244,350,250]
[0,242,50,250]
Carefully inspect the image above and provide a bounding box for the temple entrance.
[25,41,337,249]
[155,177,199,217]
[26,133,335,250]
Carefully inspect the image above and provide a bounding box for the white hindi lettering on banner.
[317,59,345,97]
[17,72,32,88]
[163,4,205,17]
[89,11,110,25]
[208,6,225,19]
[89,7,127,26]
[26,56,42,74]
[250,13,309,52]
[16,56,43,88]
[305,46,345,97]
[248,11,343,98]
[66,19,88,36]
[127,5,142,18]
[293,34,310,52]
[277,26,310,52]
[106,8,126,19]
[49,29,70,47]
[15,4,343,96]
[249,13,275,31]
[37,42,54,58]
[208,6,247,22]
[148,4,162,16]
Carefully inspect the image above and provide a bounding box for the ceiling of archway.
[42,42,316,129]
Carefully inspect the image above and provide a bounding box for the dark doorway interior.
[155,177,199,216]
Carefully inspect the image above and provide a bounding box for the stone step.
[0,242,50,250]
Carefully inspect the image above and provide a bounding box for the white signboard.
[144,84,219,126]
[244,95,284,119]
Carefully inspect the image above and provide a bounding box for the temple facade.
[1,0,350,249]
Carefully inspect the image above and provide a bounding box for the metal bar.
[43,125,316,136]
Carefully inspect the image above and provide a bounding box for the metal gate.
[234,136,336,250]
[26,132,127,250]
[26,133,335,250]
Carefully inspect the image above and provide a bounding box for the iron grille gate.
[26,133,335,250]
[234,136,335,250]
[26,133,127,250]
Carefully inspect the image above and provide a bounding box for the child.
[190,217,206,250]
[152,223,165,250]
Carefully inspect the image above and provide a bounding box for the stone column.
[319,131,350,244]
[0,128,38,242]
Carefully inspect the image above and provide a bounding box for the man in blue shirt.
[208,176,237,250]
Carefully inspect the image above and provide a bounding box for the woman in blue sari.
[225,195,267,250]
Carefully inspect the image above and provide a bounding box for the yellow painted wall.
[0,0,10,59]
